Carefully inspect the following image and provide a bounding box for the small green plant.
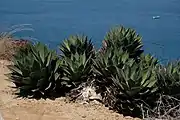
[6,42,62,98]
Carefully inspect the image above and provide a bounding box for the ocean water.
[0,0,180,62]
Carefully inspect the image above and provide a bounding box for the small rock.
[81,115,86,118]
[124,116,133,119]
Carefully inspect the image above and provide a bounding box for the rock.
[124,116,133,119]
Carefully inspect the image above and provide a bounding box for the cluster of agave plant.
[6,26,180,118]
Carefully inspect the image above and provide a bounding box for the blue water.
[0,0,180,61]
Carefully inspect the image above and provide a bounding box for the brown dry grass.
[0,34,14,60]
[0,36,29,61]
[0,24,33,61]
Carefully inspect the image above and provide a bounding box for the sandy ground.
[0,60,140,120]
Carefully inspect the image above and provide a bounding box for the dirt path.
[0,60,140,120]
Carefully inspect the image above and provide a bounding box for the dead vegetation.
[0,24,33,60]
[143,95,180,120]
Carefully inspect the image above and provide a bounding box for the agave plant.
[94,47,134,80]
[139,54,158,68]
[60,35,95,59]
[156,61,180,97]
[110,63,158,117]
[59,35,95,89]
[6,42,62,98]
[61,52,92,88]
[102,26,143,59]
[94,48,159,117]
